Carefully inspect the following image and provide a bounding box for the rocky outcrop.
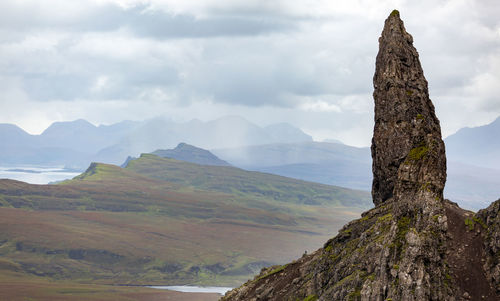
[221,10,499,301]
[477,199,500,293]
[371,10,446,207]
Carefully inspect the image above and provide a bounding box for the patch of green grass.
[303,294,318,301]
[397,217,411,238]
[255,264,288,281]
[407,146,429,161]
[347,289,361,301]
[390,216,411,258]
[377,213,393,223]
[473,216,487,230]
[465,217,475,231]
[421,182,431,192]
[333,270,365,288]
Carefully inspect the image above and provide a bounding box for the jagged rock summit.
[371,10,446,207]
[222,11,499,301]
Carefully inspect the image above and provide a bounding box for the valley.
[0,153,370,294]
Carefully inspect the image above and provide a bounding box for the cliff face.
[222,10,499,301]
[371,10,446,207]
[478,199,500,293]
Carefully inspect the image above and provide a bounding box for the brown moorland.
[0,154,371,298]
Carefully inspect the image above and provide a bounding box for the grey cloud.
[183,17,377,107]
[0,0,499,148]
[0,1,374,107]
[9,51,180,102]
[0,3,296,38]
[127,11,296,39]
[22,73,92,101]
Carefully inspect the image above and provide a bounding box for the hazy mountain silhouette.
[0,116,312,169]
[445,116,500,169]
[0,119,139,168]
[95,116,312,165]
[212,142,371,191]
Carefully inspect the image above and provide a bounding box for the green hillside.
[0,154,371,288]
[125,153,370,208]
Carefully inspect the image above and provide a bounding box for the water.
[149,285,233,295]
[0,166,81,184]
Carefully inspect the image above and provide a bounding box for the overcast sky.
[0,0,499,146]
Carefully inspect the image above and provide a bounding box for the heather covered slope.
[0,154,370,287]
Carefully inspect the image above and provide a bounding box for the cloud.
[0,1,296,38]
[299,100,342,113]
[0,0,499,147]
[462,51,500,111]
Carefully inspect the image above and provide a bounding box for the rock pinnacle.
[371,10,446,206]
[221,11,499,301]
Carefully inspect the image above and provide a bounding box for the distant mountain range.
[212,142,371,191]
[95,116,312,165]
[445,116,500,169]
[0,119,140,168]
[1,116,499,209]
[0,116,312,169]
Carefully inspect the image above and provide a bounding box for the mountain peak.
[42,119,96,136]
[371,10,446,206]
[151,143,230,167]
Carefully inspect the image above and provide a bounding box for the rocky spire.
[371,10,447,206]
[221,11,499,301]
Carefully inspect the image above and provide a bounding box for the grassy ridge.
[125,154,370,207]
[0,154,371,287]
